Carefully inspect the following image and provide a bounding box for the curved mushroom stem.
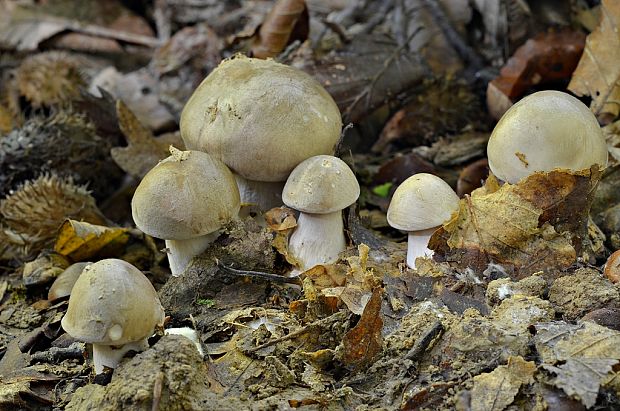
[234,174,284,211]
[288,211,346,272]
[165,232,220,276]
[92,339,149,374]
[407,227,439,269]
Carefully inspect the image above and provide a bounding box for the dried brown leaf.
[487,29,585,119]
[251,0,308,59]
[111,100,183,178]
[569,0,620,119]
[430,167,601,277]
[341,288,383,371]
[470,356,536,411]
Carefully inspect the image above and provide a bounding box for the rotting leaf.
[487,29,585,119]
[568,0,620,119]
[251,0,308,59]
[54,220,129,261]
[543,358,617,408]
[341,287,383,371]
[534,321,620,408]
[430,167,601,278]
[470,356,536,411]
[110,100,183,178]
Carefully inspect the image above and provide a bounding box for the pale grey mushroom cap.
[61,259,165,346]
[387,173,460,231]
[180,55,342,182]
[282,155,360,214]
[131,149,240,241]
[487,90,608,184]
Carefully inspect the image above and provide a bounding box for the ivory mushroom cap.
[282,155,360,214]
[61,259,164,346]
[180,55,342,182]
[387,173,459,232]
[132,148,240,241]
[487,90,608,184]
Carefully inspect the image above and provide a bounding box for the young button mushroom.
[180,55,342,211]
[487,90,608,184]
[60,259,165,374]
[132,147,240,276]
[387,173,459,269]
[282,155,360,271]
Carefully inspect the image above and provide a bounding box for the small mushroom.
[180,55,342,211]
[282,155,360,271]
[60,259,165,374]
[487,90,608,184]
[387,173,459,269]
[132,147,240,276]
[48,262,91,302]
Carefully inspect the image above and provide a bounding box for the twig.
[215,259,302,285]
[246,311,345,353]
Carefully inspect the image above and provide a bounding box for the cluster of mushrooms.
[60,55,361,373]
[59,54,608,374]
[387,90,608,269]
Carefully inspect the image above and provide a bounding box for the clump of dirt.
[486,274,547,306]
[549,268,620,320]
[66,335,242,411]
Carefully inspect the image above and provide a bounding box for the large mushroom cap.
[387,173,459,231]
[180,55,342,182]
[282,155,360,214]
[61,259,165,346]
[487,90,608,184]
[131,149,240,240]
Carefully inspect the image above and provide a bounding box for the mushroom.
[387,173,459,269]
[180,55,342,211]
[282,155,360,271]
[487,90,608,184]
[61,259,165,374]
[48,262,90,302]
[132,147,240,276]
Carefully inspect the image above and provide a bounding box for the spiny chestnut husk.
[0,174,106,260]
[0,111,124,199]
[16,51,86,108]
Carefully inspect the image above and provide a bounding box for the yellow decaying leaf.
[54,220,129,261]
[430,167,601,277]
[568,0,620,118]
[470,356,536,411]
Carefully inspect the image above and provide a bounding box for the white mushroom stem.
[234,174,284,211]
[407,227,439,269]
[165,231,220,276]
[92,339,149,374]
[288,211,346,272]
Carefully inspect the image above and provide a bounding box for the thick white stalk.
[92,339,149,374]
[165,232,219,276]
[407,227,438,269]
[288,211,346,271]
[234,174,284,211]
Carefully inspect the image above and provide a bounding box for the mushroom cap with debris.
[180,55,342,182]
[131,149,240,240]
[61,259,165,346]
[487,90,608,184]
[282,155,360,214]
